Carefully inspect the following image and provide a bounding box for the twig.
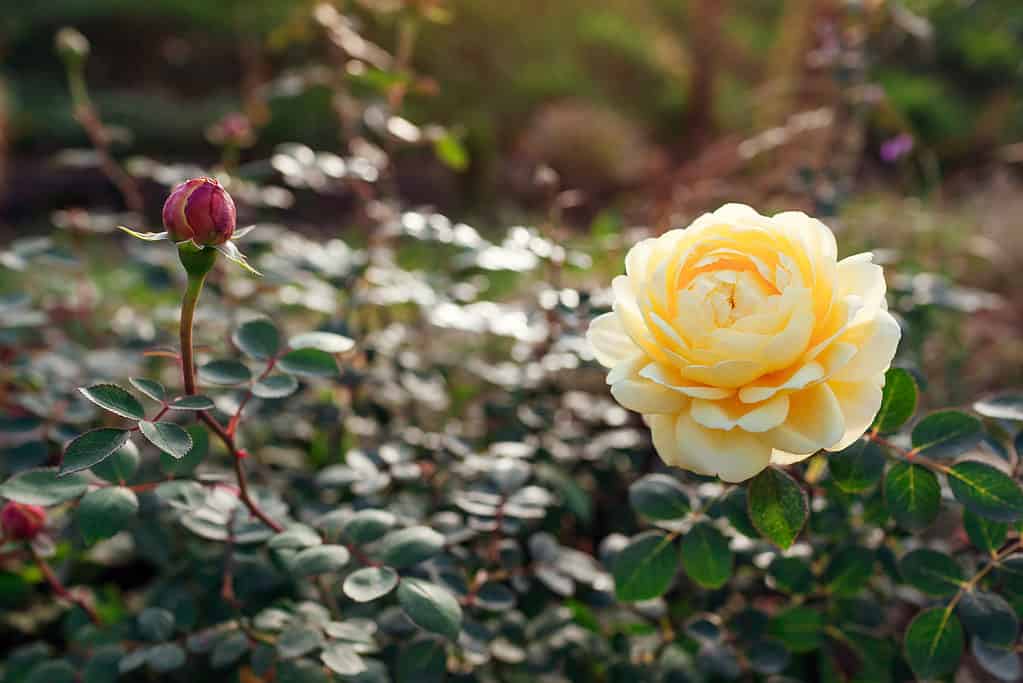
[74,106,144,213]
[29,544,101,625]
[199,411,284,533]
[227,357,276,437]
[947,538,1023,612]
[865,432,948,474]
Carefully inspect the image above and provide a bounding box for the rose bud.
[207,113,255,148]
[162,177,237,246]
[1,501,47,541]
[55,27,90,66]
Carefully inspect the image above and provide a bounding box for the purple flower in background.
[880,133,914,163]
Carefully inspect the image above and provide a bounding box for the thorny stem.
[66,65,144,214]
[200,410,284,534]
[30,544,101,625]
[176,246,283,534]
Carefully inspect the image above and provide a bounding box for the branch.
[199,411,284,533]
[30,544,101,625]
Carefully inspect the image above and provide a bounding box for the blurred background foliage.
[2,0,1023,400]
[3,0,1023,205]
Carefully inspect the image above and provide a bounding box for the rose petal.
[827,377,884,451]
[690,394,789,433]
[675,412,773,482]
[830,310,901,383]
[586,312,638,368]
[611,379,689,414]
[763,383,845,454]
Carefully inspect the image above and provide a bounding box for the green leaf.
[276,625,323,659]
[719,487,758,537]
[278,348,338,377]
[377,526,445,568]
[0,415,43,433]
[83,646,123,683]
[883,462,940,530]
[138,607,175,641]
[0,468,90,505]
[342,509,397,544]
[210,632,249,669]
[320,642,365,676]
[899,549,964,597]
[146,644,186,673]
[911,410,983,458]
[904,607,964,679]
[872,368,918,433]
[138,421,193,459]
[947,461,1023,522]
[78,384,145,420]
[680,522,733,589]
[747,638,790,675]
[129,377,166,403]
[768,556,814,594]
[433,131,469,171]
[199,360,252,386]
[768,606,823,653]
[974,393,1023,422]
[91,441,140,483]
[61,428,131,476]
[24,660,77,683]
[233,319,280,360]
[628,474,690,521]
[397,578,463,640]
[214,241,261,276]
[118,226,168,241]
[747,467,808,549]
[964,509,1008,553]
[78,487,138,544]
[972,638,1022,682]
[958,590,1019,646]
[829,440,885,493]
[252,374,300,399]
[289,331,355,354]
[168,396,215,411]
[343,566,399,603]
[824,547,875,597]
[160,425,207,476]
[396,639,447,683]
[292,545,351,577]
[268,524,322,551]
[612,530,679,602]
[997,554,1023,592]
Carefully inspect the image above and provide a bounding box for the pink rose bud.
[162,177,237,246]
[1,501,47,541]
[207,113,255,147]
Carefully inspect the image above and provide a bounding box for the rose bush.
[3,12,1023,683]
[588,203,900,481]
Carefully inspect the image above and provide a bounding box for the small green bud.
[55,27,90,67]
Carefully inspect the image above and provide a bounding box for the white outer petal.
[586,312,638,368]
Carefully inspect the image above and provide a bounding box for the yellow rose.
[587,203,900,482]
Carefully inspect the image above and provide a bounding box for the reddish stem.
[30,544,101,625]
